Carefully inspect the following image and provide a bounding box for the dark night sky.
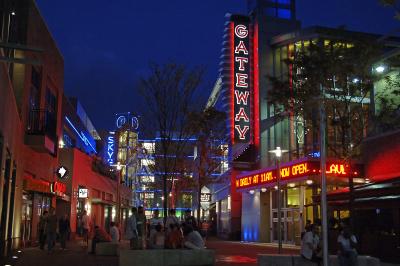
[35,0,398,131]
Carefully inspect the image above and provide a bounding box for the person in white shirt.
[301,224,321,265]
[183,224,205,250]
[125,207,138,249]
[110,222,120,243]
[81,210,91,247]
[338,226,358,266]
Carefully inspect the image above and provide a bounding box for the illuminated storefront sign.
[56,166,69,180]
[78,188,89,198]
[235,160,361,191]
[50,182,67,195]
[231,17,251,143]
[116,113,139,130]
[106,132,115,165]
[200,193,211,203]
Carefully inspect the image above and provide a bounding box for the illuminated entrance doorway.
[270,188,302,245]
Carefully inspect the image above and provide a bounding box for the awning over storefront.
[318,176,400,209]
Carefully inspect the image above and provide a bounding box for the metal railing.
[26,109,57,142]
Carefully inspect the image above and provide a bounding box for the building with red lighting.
[208,0,400,254]
[0,0,64,252]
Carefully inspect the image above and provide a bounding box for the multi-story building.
[59,99,133,236]
[137,134,197,218]
[209,0,400,247]
[0,0,64,252]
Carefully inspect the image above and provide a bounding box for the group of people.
[301,221,358,266]
[126,207,205,251]
[38,207,70,253]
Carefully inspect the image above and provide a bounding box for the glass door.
[271,208,300,244]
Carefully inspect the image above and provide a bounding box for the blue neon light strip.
[65,116,97,153]
[154,137,197,141]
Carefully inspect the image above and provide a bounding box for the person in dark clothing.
[46,208,58,254]
[38,211,48,250]
[184,209,198,231]
[59,214,70,250]
[90,226,111,254]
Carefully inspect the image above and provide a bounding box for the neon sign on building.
[235,159,361,191]
[231,17,251,143]
[106,131,115,165]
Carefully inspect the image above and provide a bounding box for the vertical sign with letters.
[232,17,251,143]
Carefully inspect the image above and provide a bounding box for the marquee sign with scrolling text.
[235,159,362,191]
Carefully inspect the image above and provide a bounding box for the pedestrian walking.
[338,226,358,266]
[300,224,322,265]
[46,207,58,254]
[38,210,48,250]
[81,210,91,247]
[136,206,147,249]
[59,213,70,250]
[126,207,138,249]
[110,222,119,243]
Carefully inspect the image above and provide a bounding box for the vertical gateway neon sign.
[231,17,251,143]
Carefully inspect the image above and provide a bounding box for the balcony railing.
[26,109,57,142]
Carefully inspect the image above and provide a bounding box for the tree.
[269,40,380,159]
[380,0,400,19]
[268,38,382,226]
[138,62,204,220]
[187,107,227,221]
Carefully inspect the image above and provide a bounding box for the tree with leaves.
[268,38,385,225]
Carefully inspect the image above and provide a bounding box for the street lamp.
[375,65,385,73]
[269,146,288,254]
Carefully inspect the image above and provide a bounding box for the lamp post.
[269,146,288,254]
[113,162,123,225]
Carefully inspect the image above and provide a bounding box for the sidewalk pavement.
[206,238,297,266]
[6,238,119,266]
[4,237,398,266]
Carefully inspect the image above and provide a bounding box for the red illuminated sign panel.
[231,17,251,143]
[51,181,67,195]
[235,160,361,191]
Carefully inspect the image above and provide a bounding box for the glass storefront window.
[287,188,300,207]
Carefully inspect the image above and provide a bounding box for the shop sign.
[56,166,69,180]
[200,193,211,203]
[23,178,50,194]
[200,186,211,210]
[236,160,360,190]
[106,132,115,166]
[116,113,139,130]
[50,182,67,195]
[78,188,88,198]
[231,17,251,143]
